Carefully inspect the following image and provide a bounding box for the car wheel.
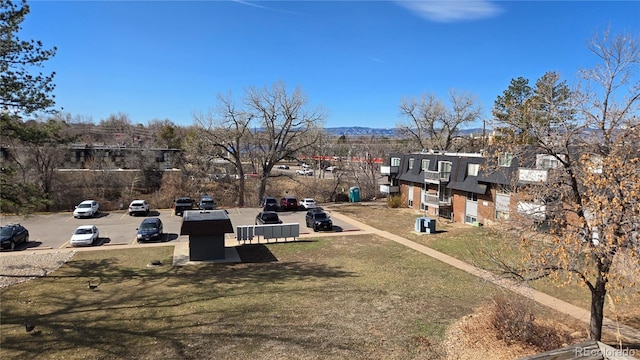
[10,241,16,251]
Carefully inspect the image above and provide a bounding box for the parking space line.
[120,212,129,220]
[59,240,70,249]
[131,237,137,245]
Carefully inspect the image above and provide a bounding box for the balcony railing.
[424,170,451,183]
[422,193,451,207]
[380,165,399,176]
[380,184,399,194]
[518,168,548,183]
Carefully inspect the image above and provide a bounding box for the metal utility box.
[349,186,361,202]
[415,217,436,234]
[180,210,234,261]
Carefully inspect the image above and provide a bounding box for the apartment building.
[380,150,520,225]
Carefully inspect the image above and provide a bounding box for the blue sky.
[20,1,640,128]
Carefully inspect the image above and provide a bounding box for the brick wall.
[477,186,495,225]
[452,190,466,224]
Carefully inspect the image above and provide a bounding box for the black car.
[261,196,279,211]
[198,195,216,210]
[174,197,194,216]
[136,218,164,242]
[255,211,282,225]
[305,210,333,232]
[1,224,29,250]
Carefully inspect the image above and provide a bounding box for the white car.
[73,200,99,218]
[296,169,314,176]
[128,200,150,216]
[70,225,99,247]
[299,198,317,209]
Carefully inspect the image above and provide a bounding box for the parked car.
[0,223,29,250]
[299,198,317,209]
[277,164,290,169]
[280,196,298,211]
[261,196,279,211]
[198,195,216,210]
[73,200,99,218]
[305,210,333,232]
[296,169,314,176]
[174,197,194,216]
[128,200,150,216]
[136,218,164,242]
[70,225,99,247]
[325,166,337,172]
[255,211,282,225]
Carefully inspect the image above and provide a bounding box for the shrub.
[387,195,403,208]
[490,294,571,351]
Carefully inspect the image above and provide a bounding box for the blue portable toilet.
[349,186,361,202]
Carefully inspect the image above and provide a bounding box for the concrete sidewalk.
[327,211,640,343]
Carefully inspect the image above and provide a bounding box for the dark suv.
[136,218,164,242]
[261,197,279,211]
[198,195,216,210]
[255,211,282,225]
[174,197,194,216]
[1,223,29,250]
[280,196,298,211]
[305,210,333,232]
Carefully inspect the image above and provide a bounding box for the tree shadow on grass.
[0,246,361,359]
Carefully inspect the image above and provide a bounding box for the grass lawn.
[2,236,508,359]
[333,204,640,331]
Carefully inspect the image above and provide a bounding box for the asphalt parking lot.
[0,206,359,252]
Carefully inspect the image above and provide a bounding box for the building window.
[467,163,479,176]
[466,192,478,202]
[498,153,513,167]
[391,157,400,167]
[408,158,414,170]
[542,158,559,169]
[465,215,477,224]
[408,186,414,207]
[421,159,430,171]
[495,210,510,220]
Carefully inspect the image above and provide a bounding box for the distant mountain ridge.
[324,127,486,137]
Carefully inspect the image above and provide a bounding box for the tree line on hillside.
[2,0,639,343]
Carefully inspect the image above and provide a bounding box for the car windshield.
[140,223,157,230]
[265,199,276,204]
[131,202,144,206]
[1,227,14,236]
[263,213,279,221]
[201,200,214,205]
[314,213,328,220]
[75,228,93,235]
[78,203,91,208]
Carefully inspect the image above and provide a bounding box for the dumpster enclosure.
[180,210,234,261]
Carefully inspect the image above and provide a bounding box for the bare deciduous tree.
[489,30,640,341]
[193,93,252,206]
[397,90,482,151]
[245,81,326,203]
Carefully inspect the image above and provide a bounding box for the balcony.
[380,165,399,176]
[518,168,548,184]
[424,170,451,184]
[380,184,399,194]
[422,193,452,207]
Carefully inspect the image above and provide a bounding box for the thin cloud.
[371,57,385,64]
[393,0,503,23]
[231,0,302,15]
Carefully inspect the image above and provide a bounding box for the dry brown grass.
[1,236,506,360]
[330,203,640,343]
